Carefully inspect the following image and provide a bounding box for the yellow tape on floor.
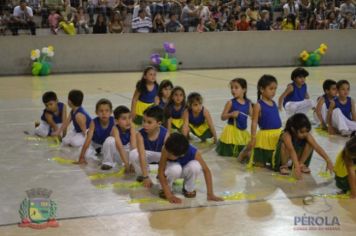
[271,173,297,183]
[223,192,256,201]
[315,193,350,199]
[26,136,60,147]
[314,127,329,137]
[95,181,143,189]
[51,157,75,165]
[89,168,125,180]
[129,198,168,204]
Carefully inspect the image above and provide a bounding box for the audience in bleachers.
[0,0,355,35]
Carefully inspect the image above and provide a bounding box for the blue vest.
[258,99,282,130]
[71,107,91,133]
[189,107,205,126]
[117,125,131,146]
[283,82,307,107]
[158,99,167,109]
[170,145,197,167]
[92,117,115,145]
[227,99,250,130]
[139,126,167,152]
[335,97,352,120]
[139,83,158,103]
[168,104,185,119]
[41,102,64,124]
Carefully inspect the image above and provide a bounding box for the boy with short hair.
[35,91,66,137]
[314,79,337,129]
[130,105,169,187]
[54,89,91,147]
[158,133,223,203]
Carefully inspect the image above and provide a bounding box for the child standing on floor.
[272,113,333,178]
[327,80,356,137]
[246,75,283,167]
[182,92,217,143]
[35,91,67,137]
[53,90,91,147]
[216,78,252,157]
[158,80,173,109]
[77,99,130,172]
[314,79,337,129]
[158,133,224,203]
[101,106,137,170]
[334,135,356,198]
[130,106,169,187]
[164,86,186,133]
[131,66,159,125]
[278,68,314,117]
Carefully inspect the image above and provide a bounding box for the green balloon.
[170,58,177,65]
[161,58,170,67]
[40,62,51,76]
[32,62,42,76]
[305,58,313,66]
[159,65,168,72]
[168,64,177,71]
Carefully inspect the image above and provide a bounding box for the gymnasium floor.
[0,66,355,236]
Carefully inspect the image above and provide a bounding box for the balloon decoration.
[299,43,328,67]
[150,42,178,72]
[30,46,55,76]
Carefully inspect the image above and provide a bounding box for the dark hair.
[95,98,113,112]
[257,75,278,100]
[165,133,190,157]
[322,79,336,92]
[95,14,106,26]
[114,105,130,119]
[276,16,283,22]
[42,91,58,104]
[143,105,164,122]
[68,89,84,107]
[158,80,173,98]
[284,113,311,136]
[336,80,350,90]
[345,135,356,164]
[230,78,248,100]
[187,92,203,107]
[164,86,186,118]
[136,66,158,94]
[291,67,309,80]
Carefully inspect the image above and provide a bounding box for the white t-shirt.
[199,6,210,22]
[13,6,33,20]
[283,2,299,16]
[132,5,151,19]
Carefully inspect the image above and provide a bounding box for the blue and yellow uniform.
[335,97,352,120]
[272,133,313,171]
[71,107,91,133]
[167,104,185,131]
[251,100,282,166]
[283,82,307,107]
[139,126,167,152]
[188,107,212,141]
[41,102,65,124]
[169,145,198,167]
[134,83,159,125]
[334,150,356,192]
[216,99,251,157]
[92,117,115,145]
[117,126,131,146]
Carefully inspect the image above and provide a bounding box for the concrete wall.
[0,30,355,75]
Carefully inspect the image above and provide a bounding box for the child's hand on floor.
[326,161,334,174]
[167,195,182,204]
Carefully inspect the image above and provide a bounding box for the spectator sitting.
[250,19,257,30]
[166,12,184,32]
[9,0,36,35]
[326,11,340,29]
[205,15,217,32]
[197,17,209,32]
[283,0,299,17]
[246,1,261,21]
[76,7,90,34]
[93,13,108,33]
[224,16,236,31]
[236,13,250,31]
[59,0,77,35]
[340,11,356,29]
[282,13,299,30]
[181,0,201,32]
[152,12,166,33]
[256,9,271,30]
[133,0,151,19]
[109,11,124,33]
[0,7,12,35]
[48,8,61,34]
[315,0,327,29]
[132,9,152,33]
[272,16,283,30]
[340,0,355,19]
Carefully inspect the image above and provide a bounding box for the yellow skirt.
[134,100,154,125]
[171,118,184,130]
[59,21,76,35]
[216,124,250,157]
[189,122,212,141]
[255,129,282,150]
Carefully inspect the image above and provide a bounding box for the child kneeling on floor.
[158,133,223,203]
[272,113,334,179]
[334,134,356,198]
